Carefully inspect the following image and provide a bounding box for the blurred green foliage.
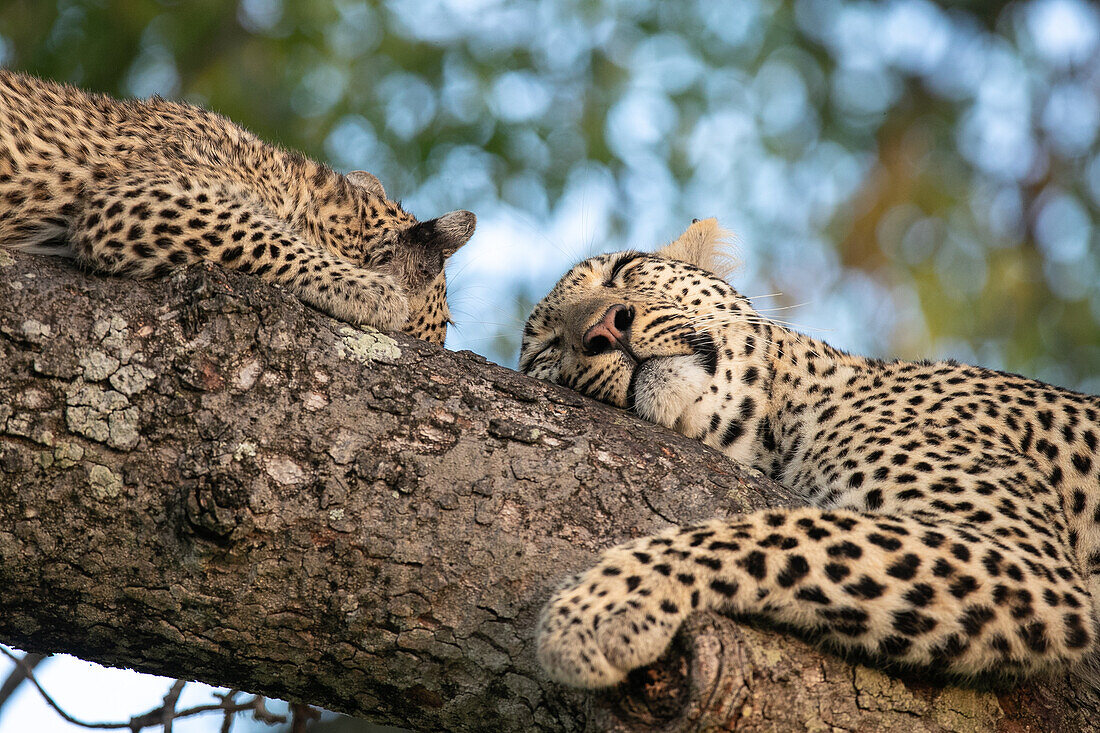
[1,0,1098,391]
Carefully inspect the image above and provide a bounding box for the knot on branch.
[588,614,748,732]
[182,472,252,542]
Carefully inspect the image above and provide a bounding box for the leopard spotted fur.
[0,70,474,343]
[521,218,1099,688]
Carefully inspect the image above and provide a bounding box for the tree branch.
[0,250,1095,731]
[157,680,186,733]
[0,650,46,713]
[0,645,287,731]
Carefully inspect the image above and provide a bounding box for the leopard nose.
[582,304,634,355]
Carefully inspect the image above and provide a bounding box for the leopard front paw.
[319,271,409,330]
[537,551,692,688]
[357,272,410,331]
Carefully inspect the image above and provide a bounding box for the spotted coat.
[521,218,1099,688]
[0,70,474,343]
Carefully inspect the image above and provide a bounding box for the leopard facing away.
[0,70,474,344]
[520,218,1099,690]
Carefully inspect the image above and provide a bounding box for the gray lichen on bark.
[0,251,1096,731]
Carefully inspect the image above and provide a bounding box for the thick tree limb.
[0,250,1095,731]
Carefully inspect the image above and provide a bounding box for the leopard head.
[344,170,475,344]
[520,219,771,460]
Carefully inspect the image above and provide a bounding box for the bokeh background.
[1,0,1098,731]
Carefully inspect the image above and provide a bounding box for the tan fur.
[655,217,739,281]
[0,70,475,343]
[522,219,1099,689]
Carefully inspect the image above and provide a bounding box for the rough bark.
[0,249,1095,732]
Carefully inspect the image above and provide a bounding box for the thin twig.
[289,702,320,733]
[219,690,239,733]
[250,697,287,725]
[0,651,47,713]
[159,680,186,733]
[0,645,287,731]
[0,645,129,729]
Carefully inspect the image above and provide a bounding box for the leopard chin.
[628,355,712,431]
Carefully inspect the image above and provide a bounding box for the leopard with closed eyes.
[0,70,474,343]
[520,218,1099,690]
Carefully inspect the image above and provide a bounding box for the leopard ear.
[656,217,739,279]
[392,210,477,289]
[347,170,386,199]
[420,209,476,258]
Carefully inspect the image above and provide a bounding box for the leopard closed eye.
[0,70,476,344]
[521,217,1099,689]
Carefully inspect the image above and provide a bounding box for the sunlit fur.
[522,219,757,463]
[521,218,1100,689]
[0,70,474,343]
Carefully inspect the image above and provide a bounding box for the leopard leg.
[0,166,83,254]
[70,172,408,329]
[539,507,1095,687]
